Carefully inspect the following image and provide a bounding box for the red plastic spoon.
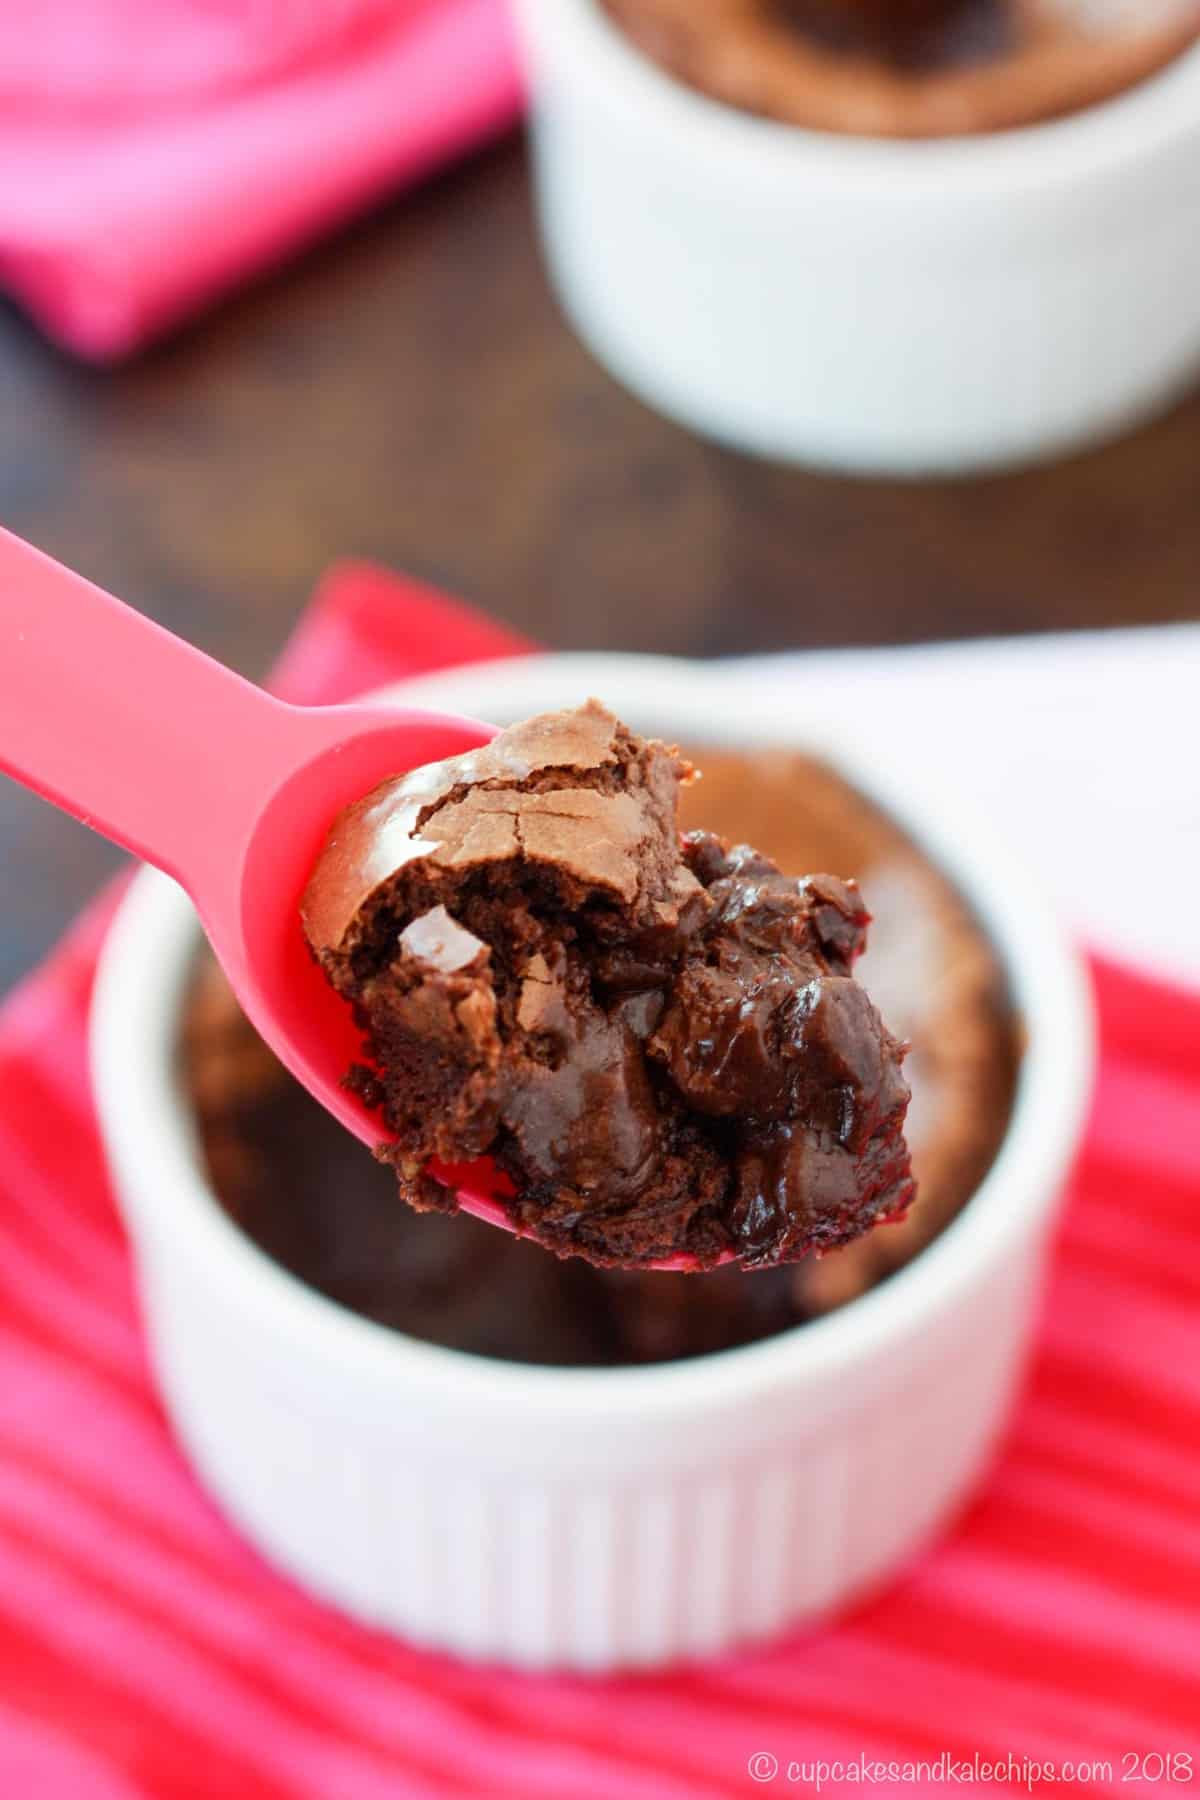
[0,525,522,1234]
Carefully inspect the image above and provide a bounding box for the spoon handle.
[0,527,302,899]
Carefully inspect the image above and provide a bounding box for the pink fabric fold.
[0,0,521,358]
[0,561,1198,1795]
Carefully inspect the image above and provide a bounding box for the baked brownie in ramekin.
[598,0,1200,138]
[94,652,1092,1664]
[512,0,1200,469]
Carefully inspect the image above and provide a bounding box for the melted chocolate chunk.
[301,702,914,1269]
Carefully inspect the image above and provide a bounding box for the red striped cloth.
[1,563,1198,1798]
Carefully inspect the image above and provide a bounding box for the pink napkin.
[0,1,521,359]
[1,562,1198,1796]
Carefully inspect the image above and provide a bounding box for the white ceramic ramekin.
[511,0,1200,473]
[91,654,1094,1669]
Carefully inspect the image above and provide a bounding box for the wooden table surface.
[0,132,1197,993]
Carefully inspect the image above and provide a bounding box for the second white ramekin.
[512,0,1200,474]
[90,653,1094,1669]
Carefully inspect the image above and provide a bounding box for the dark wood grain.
[0,132,1197,992]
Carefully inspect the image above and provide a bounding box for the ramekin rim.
[90,651,1095,1420]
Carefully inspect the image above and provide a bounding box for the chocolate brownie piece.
[301,701,914,1269]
